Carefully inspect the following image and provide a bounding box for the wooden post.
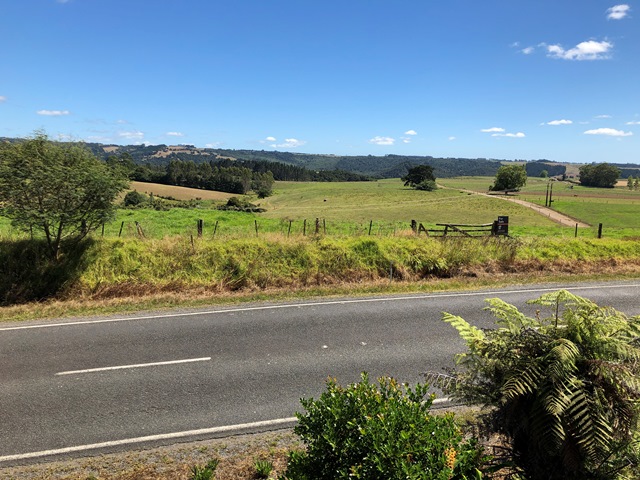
[190,234,195,252]
[101,223,105,237]
[323,219,326,234]
[118,221,124,238]
[315,218,320,235]
[254,220,259,237]
[368,220,373,235]
[303,219,307,236]
[213,220,219,237]
[411,220,417,233]
[197,219,203,238]
[598,223,603,239]
[287,220,292,237]
[575,223,578,238]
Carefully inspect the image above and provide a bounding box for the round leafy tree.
[0,133,128,259]
[490,164,527,191]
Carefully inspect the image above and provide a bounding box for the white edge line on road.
[0,417,297,463]
[0,397,454,463]
[55,357,212,376]
[1,283,638,332]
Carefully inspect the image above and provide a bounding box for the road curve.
[1,281,638,465]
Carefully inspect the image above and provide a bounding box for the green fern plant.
[434,290,640,480]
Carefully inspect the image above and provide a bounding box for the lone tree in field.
[0,133,128,259]
[402,164,437,191]
[490,164,527,191]
[579,162,621,188]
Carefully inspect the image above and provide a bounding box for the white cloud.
[165,131,184,137]
[584,128,633,137]
[402,137,412,144]
[205,142,221,148]
[547,119,573,125]
[368,136,395,146]
[118,130,144,140]
[404,129,417,135]
[596,114,612,119]
[522,46,535,55]
[116,119,129,124]
[448,136,456,141]
[37,109,70,116]
[0,96,6,102]
[271,138,306,148]
[492,132,526,138]
[607,4,630,20]
[626,121,640,125]
[265,136,276,142]
[481,127,505,133]
[546,40,613,60]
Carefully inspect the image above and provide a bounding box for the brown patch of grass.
[129,181,235,201]
[0,430,301,480]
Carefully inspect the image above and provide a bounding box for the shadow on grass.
[0,238,96,305]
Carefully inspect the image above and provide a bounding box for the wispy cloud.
[595,114,612,119]
[481,127,505,133]
[265,136,276,142]
[118,130,144,140]
[368,136,395,146]
[271,138,306,148]
[584,128,633,137]
[545,40,613,60]
[607,4,631,20]
[547,119,573,125]
[37,109,70,116]
[404,130,417,135]
[205,142,222,148]
[165,131,184,137]
[448,136,456,141]
[0,96,6,103]
[626,121,640,125]
[492,132,526,138]
[521,46,535,55]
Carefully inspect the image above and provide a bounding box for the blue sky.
[1,1,638,164]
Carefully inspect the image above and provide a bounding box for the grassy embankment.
[2,178,640,321]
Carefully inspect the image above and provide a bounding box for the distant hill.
[2,137,637,179]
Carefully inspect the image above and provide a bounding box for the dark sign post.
[493,216,509,236]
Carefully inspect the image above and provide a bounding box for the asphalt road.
[1,281,639,465]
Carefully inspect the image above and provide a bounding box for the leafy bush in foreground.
[436,290,640,480]
[285,373,487,479]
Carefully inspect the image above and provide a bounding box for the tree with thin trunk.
[0,132,128,259]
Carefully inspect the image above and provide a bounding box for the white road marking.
[0,397,454,463]
[55,357,211,376]
[1,283,637,332]
[0,417,297,463]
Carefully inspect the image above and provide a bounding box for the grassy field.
[438,176,640,235]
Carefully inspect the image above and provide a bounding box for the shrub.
[284,373,487,479]
[123,190,148,207]
[189,458,219,480]
[254,459,274,478]
[435,290,640,480]
[415,180,438,191]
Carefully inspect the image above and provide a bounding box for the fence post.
[323,219,326,234]
[315,218,320,235]
[255,220,259,237]
[197,219,203,238]
[411,220,417,234]
[575,223,578,238]
[118,221,124,238]
[288,220,292,237]
[598,223,603,239]
[303,219,307,236]
[368,220,373,235]
[213,220,219,237]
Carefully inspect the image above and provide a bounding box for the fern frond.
[441,312,485,344]
[483,298,535,331]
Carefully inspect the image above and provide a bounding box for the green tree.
[402,164,436,188]
[432,290,640,480]
[490,164,527,191]
[0,133,128,259]
[627,175,634,190]
[579,163,621,188]
[635,177,639,191]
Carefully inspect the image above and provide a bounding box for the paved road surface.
[1,281,639,464]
